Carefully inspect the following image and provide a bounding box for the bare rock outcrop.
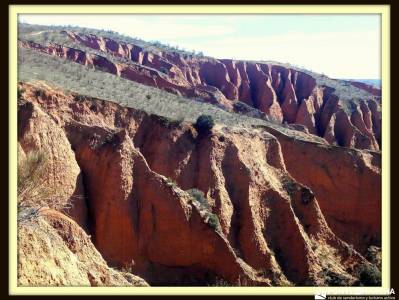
[264,127,381,253]
[295,98,317,134]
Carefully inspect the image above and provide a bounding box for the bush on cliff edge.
[358,264,381,286]
[187,188,210,210]
[194,115,215,135]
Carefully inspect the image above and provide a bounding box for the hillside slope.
[16,23,382,287]
[17,81,381,286]
[18,25,382,152]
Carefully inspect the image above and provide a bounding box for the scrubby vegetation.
[18,150,48,208]
[18,23,379,117]
[159,66,169,75]
[17,150,67,222]
[156,115,184,128]
[358,264,381,286]
[207,213,220,231]
[18,47,282,130]
[17,148,82,224]
[365,246,382,270]
[194,115,215,135]
[18,22,208,59]
[323,270,350,286]
[74,94,86,102]
[186,188,220,231]
[187,188,210,210]
[17,31,333,144]
[165,177,177,187]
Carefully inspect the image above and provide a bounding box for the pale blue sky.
[19,14,381,79]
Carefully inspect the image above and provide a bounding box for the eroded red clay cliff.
[19,31,382,151]
[17,82,380,286]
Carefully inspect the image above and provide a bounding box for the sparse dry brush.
[18,48,271,131]
[17,150,72,222]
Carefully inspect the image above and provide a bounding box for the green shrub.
[365,246,381,269]
[194,114,215,135]
[159,66,169,75]
[186,189,220,231]
[324,270,349,286]
[358,264,381,286]
[74,94,86,102]
[187,188,210,210]
[207,213,220,231]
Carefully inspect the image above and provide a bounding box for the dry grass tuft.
[17,149,72,222]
